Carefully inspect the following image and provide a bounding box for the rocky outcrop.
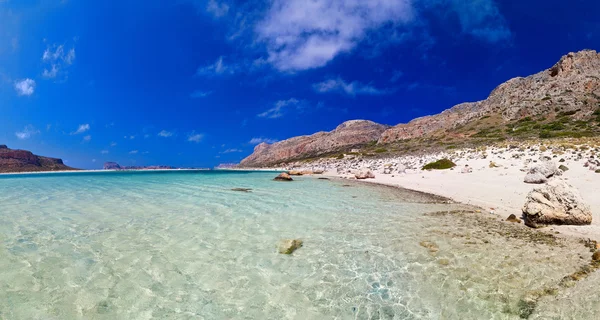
[522,179,592,227]
[240,120,388,167]
[103,162,121,170]
[379,50,600,143]
[0,145,76,173]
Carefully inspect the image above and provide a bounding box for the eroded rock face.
[379,50,600,143]
[240,120,389,167]
[522,179,592,227]
[0,146,74,173]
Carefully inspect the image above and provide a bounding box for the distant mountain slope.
[379,50,600,143]
[0,145,77,173]
[240,50,600,167]
[240,120,389,167]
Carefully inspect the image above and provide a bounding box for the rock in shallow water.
[278,239,303,254]
[522,179,592,227]
[506,214,522,223]
[273,173,293,181]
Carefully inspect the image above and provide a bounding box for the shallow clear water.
[0,171,597,319]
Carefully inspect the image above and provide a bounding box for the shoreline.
[0,168,211,176]
[244,142,600,242]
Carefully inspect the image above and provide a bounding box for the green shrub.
[542,96,551,101]
[422,158,456,170]
[374,148,388,153]
[336,154,344,160]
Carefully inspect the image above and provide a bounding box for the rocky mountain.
[240,50,600,167]
[240,120,389,167]
[0,145,77,173]
[379,50,600,143]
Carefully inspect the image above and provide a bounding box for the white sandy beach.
[277,144,600,241]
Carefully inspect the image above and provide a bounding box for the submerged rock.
[278,239,303,254]
[522,179,592,227]
[273,173,293,181]
[231,188,252,192]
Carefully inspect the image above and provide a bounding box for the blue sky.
[1,0,599,169]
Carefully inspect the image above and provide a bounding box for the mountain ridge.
[0,145,77,173]
[240,50,600,167]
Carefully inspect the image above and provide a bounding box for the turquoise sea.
[0,170,598,319]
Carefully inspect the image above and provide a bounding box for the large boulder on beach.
[524,161,561,184]
[355,168,375,179]
[273,173,293,181]
[522,179,592,227]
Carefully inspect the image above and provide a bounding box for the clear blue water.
[0,171,595,319]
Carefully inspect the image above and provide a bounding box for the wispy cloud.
[255,0,414,72]
[129,150,139,154]
[206,0,229,18]
[442,0,511,43]
[190,90,212,98]
[249,137,278,145]
[14,79,35,96]
[72,124,90,135]
[257,98,301,119]
[15,125,39,140]
[110,142,117,147]
[41,44,76,79]
[158,130,174,137]
[196,56,236,76]
[188,132,204,143]
[313,78,392,96]
[83,135,91,142]
[101,150,109,154]
[221,148,243,153]
[390,70,403,83]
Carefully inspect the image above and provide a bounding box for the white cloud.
[101,150,109,154]
[190,90,212,98]
[188,132,204,143]
[206,0,229,18]
[15,125,39,140]
[249,137,278,145]
[72,124,90,134]
[255,0,414,71]
[43,45,64,62]
[83,135,91,142]
[196,56,236,76]
[313,78,391,96]
[129,150,139,154]
[110,142,117,147]
[14,79,35,96]
[42,64,59,79]
[41,44,76,80]
[158,130,174,137]
[221,148,243,153]
[257,98,300,119]
[92,159,96,162]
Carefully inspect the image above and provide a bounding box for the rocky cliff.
[241,50,600,167]
[240,120,389,167]
[0,145,77,173]
[379,50,600,142]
